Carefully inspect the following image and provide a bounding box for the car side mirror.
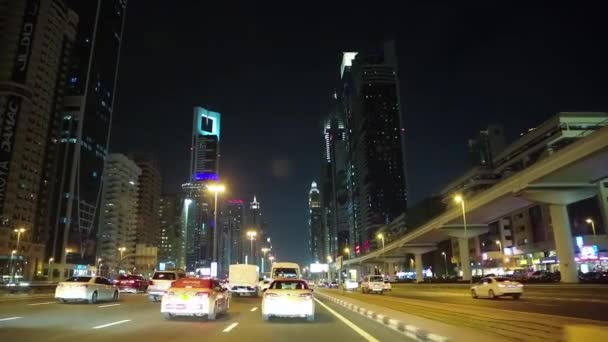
[262,288,267,292]
[310,289,314,292]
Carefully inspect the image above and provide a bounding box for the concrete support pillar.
[549,204,578,283]
[598,178,608,233]
[458,238,471,281]
[415,253,423,283]
[386,262,394,278]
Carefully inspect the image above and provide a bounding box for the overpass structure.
[342,122,608,283]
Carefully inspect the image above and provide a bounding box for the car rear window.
[494,277,512,282]
[171,278,212,288]
[65,276,91,282]
[370,276,383,282]
[272,268,299,279]
[152,272,176,280]
[270,280,309,290]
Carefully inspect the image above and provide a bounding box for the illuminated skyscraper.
[219,199,245,271]
[0,0,78,279]
[343,41,408,254]
[45,0,129,266]
[190,107,221,182]
[308,182,324,264]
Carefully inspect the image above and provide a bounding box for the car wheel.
[262,314,270,321]
[471,290,478,299]
[58,298,66,304]
[163,312,173,320]
[113,291,119,302]
[488,290,496,299]
[89,292,98,304]
[208,303,217,320]
[512,294,521,300]
[307,314,315,321]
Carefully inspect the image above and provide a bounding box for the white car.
[383,280,392,292]
[471,277,523,299]
[161,278,229,320]
[55,276,119,304]
[148,270,186,301]
[360,275,385,294]
[343,279,359,291]
[262,279,315,321]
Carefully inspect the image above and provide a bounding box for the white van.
[270,262,301,280]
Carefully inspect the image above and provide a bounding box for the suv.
[360,275,385,294]
[147,271,186,301]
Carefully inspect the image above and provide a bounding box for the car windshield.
[152,272,176,280]
[494,277,512,282]
[272,268,298,279]
[64,277,91,282]
[370,276,383,282]
[270,280,309,290]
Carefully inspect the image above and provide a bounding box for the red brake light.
[149,281,154,285]
[128,280,135,284]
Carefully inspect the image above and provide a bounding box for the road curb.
[316,291,449,342]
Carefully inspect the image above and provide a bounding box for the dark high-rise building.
[158,193,182,268]
[181,182,210,272]
[344,41,408,255]
[132,155,161,247]
[308,182,324,264]
[45,0,128,266]
[219,199,245,271]
[0,0,78,279]
[468,125,506,168]
[244,196,262,265]
[320,94,349,259]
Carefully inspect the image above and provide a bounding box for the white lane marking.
[314,298,379,342]
[250,307,258,312]
[98,304,121,308]
[223,322,239,332]
[92,319,131,329]
[0,317,23,322]
[27,302,56,306]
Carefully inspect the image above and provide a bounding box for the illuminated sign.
[195,107,221,140]
[226,199,244,204]
[575,236,584,248]
[211,262,218,278]
[580,245,598,259]
[194,172,219,181]
[310,263,329,273]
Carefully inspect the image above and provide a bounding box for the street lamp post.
[454,195,472,285]
[207,184,226,265]
[8,250,16,283]
[247,231,257,265]
[48,257,54,282]
[118,247,127,273]
[12,228,26,282]
[261,247,270,273]
[586,218,596,236]
[377,233,385,254]
[441,252,448,277]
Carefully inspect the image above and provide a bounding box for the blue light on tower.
[196,107,221,140]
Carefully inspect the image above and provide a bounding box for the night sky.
[111,3,608,265]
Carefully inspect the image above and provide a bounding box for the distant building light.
[194,172,219,181]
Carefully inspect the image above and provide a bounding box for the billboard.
[310,263,329,273]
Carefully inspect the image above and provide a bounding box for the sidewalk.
[316,289,505,342]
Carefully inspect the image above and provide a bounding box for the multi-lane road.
[0,293,408,342]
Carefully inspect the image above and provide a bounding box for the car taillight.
[149,281,154,285]
[166,291,175,297]
[497,284,506,288]
[299,293,313,299]
[128,280,135,284]
[195,292,209,298]
[517,284,523,287]
[77,285,88,289]
[264,292,278,298]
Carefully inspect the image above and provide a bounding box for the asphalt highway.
[0,293,409,342]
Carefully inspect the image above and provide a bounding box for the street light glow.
[184,198,193,206]
[454,195,463,203]
[247,230,257,238]
[207,184,226,193]
[586,218,593,224]
[14,228,26,233]
[377,233,383,239]
[344,247,350,254]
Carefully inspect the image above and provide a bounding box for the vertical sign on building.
[0,0,40,213]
